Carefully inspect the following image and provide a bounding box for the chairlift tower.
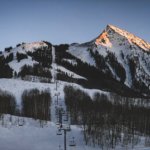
[55,92,60,105]
[56,107,76,150]
[57,125,71,150]
[53,49,76,150]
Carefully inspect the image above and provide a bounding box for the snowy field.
[0,115,92,150]
[0,79,150,150]
[0,115,149,150]
[0,78,107,150]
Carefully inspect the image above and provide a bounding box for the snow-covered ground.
[62,58,77,65]
[9,57,38,73]
[2,41,48,74]
[57,65,87,80]
[0,115,94,150]
[0,78,150,150]
[69,45,96,66]
[0,78,107,105]
[0,78,108,150]
[0,114,150,150]
[51,46,57,83]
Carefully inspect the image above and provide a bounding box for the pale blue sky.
[0,0,150,50]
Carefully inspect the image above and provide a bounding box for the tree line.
[64,85,150,149]
[18,64,52,79]
[22,88,51,120]
[0,88,51,121]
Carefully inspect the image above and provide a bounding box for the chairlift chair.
[64,124,71,131]
[55,110,59,115]
[63,114,68,122]
[69,137,76,147]
[56,121,60,126]
[56,129,62,135]
[58,105,63,110]
[18,117,24,126]
[18,122,24,126]
[55,100,58,105]
[62,110,66,115]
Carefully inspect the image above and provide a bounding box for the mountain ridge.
[68,25,150,95]
[95,24,150,51]
[0,25,150,97]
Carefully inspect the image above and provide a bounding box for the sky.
[0,0,150,50]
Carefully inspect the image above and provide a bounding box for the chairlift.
[56,122,60,126]
[64,124,71,131]
[58,104,63,109]
[69,137,76,147]
[18,122,24,126]
[18,117,24,126]
[55,100,58,105]
[63,114,68,122]
[66,126,71,131]
[56,129,62,135]
[56,117,59,122]
[63,118,68,122]
[55,92,60,96]
[62,110,66,115]
[55,108,59,113]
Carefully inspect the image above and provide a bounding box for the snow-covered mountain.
[69,25,150,95]
[0,25,150,97]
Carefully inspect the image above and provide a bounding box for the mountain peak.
[16,41,48,53]
[23,41,47,49]
[95,24,150,51]
[106,24,117,30]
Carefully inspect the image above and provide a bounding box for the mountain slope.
[68,25,150,95]
[0,25,150,97]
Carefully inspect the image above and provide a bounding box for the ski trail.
[51,46,57,122]
[51,46,75,148]
[51,46,57,83]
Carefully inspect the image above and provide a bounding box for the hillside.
[0,25,150,97]
[68,25,150,96]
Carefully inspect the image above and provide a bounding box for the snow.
[107,24,150,51]
[2,30,149,91]
[0,115,99,150]
[51,46,57,83]
[0,78,144,150]
[2,41,49,74]
[0,78,110,150]
[68,25,150,89]
[0,76,149,150]
[3,41,47,59]
[98,25,150,88]
[68,45,96,66]
[51,46,86,80]
[0,79,51,107]
[0,78,107,107]
[9,57,38,73]
[0,122,147,150]
[22,42,48,52]
[95,31,112,48]
[62,58,77,65]
[57,65,87,80]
